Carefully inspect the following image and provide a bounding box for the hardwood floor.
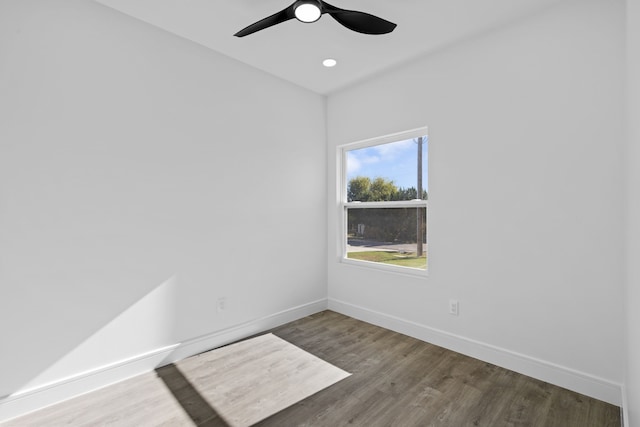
[3,311,620,427]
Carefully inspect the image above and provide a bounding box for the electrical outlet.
[449,299,459,316]
[217,297,227,313]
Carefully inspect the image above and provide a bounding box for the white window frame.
[338,126,429,277]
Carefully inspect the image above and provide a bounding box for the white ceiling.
[95,0,565,95]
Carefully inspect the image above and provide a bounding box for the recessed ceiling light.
[294,1,322,23]
[323,58,337,68]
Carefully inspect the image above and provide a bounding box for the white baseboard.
[328,298,623,407]
[621,383,629,427]
[162,299,328,365]
[0,298,328,424]
[0,344,179,424]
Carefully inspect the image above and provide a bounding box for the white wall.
[626,0,640,423]
[0,0,326,417]
[327,0,625,404]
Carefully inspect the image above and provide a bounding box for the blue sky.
[346,136,428,190]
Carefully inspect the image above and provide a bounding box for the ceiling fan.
[234,0,397,37]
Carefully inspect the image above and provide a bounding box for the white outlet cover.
[449,299,459,316]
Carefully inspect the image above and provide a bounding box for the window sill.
[340,257,429,279]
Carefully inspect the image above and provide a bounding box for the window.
[340,128,428,274]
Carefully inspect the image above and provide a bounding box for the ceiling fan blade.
[234,5,296,37]
[321,1,396,35]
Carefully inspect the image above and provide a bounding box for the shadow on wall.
[0,275,179,402]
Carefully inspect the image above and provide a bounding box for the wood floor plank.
[258,311,620,427]
[3,311,620,427]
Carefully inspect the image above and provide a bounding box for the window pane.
[346,136,427,202]
[347,207,427,270]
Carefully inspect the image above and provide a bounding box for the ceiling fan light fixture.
[293,0,322,23]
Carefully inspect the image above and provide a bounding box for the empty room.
[1,0,639,425]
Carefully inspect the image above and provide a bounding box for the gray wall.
[626,0,640,423]
[0,0,326,403]
[327,0,625,404]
